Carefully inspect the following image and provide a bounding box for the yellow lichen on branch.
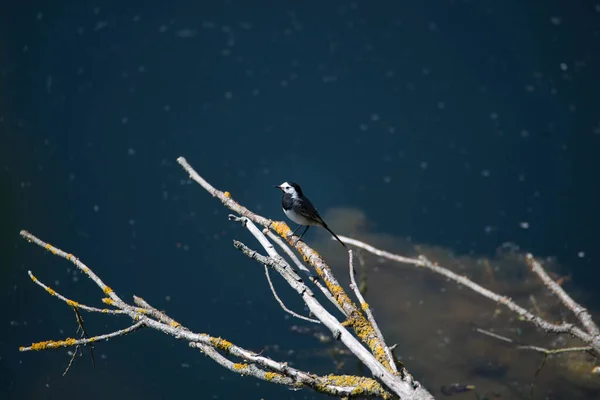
[233,363,248,370]
[210,337,233,351]
[27,337,78,351]
[271,221,291,238]
[320,375,391,398]
[264,371,280,381]
[44,243,57,254]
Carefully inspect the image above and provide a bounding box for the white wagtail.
[274,181,346,248]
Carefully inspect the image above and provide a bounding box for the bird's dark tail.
[323,224,347,248]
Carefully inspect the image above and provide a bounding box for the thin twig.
[63,345,80,376]
[27,271,126,315]
[133,296,185,330]
[526,254,600,339]
[20,230,127,307]
[63,307,96,375]
[531,354,547,400]
[229,214,319,323]
[264,265,320,323]
[475,328,592,355]
[265,229,347,317]
[20,321,145,352]
[72,307,96,368]
[475,327,592,400]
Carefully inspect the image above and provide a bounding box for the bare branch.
[526,254,600,339]
[20,321,145,352]
[20,230,127,308]
[63,307,96,375]
[27,271,126,315]
[475,328,592,355]
[339,236,600,356]
[263,265,320,323]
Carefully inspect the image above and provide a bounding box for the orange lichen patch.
[29,274,38,283]
[66,300,79,307]
[44,243,58,255]
[325,374,363,387]
[271,221,291,237]
[360,302,369,311]
[346,376,391,399]
[29,337,78,351]
[210,337,233,351]
[233,363,248,370]
[45,287,56,296]
[102,309,109,313]
[329,374,392,398]
[223,191,232,198]
[103,286,113,295]
[169,320,181,328]
[81,266,89,273]
[348,312,392,371]
[264,372,280,381]
[102,298,114,305]
[327,283,346,301]
[67,254,73,260]
[316,375,387,397]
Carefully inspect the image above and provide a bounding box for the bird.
[273,181,346,248]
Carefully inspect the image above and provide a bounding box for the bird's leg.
[298,226,310,240]
[293,226,310,246]
[291,224,304,236]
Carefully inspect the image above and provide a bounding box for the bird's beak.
[273,185,282,190]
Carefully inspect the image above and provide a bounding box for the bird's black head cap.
[286,182,303,196]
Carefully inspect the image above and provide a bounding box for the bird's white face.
[278,182,298,197]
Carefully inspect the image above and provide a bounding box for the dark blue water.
[2,1,599,399]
